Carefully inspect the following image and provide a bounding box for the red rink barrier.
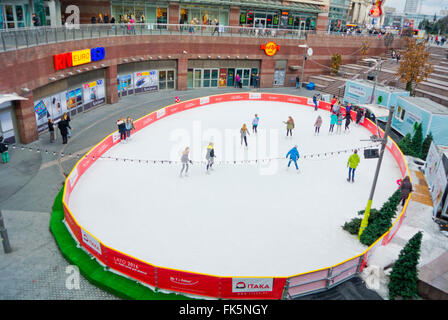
[62,93,410,299]
[105,248,156,287]
[156,268,221,298]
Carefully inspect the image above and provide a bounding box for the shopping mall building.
[0,0,402,144]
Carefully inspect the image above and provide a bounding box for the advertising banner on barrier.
[232,278,273,293]
[63,204,82,243]
[220,278,286,299]
[156,268,220,297]
[106,248,156,286]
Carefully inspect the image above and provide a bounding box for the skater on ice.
[347,149,360,183]
[344,111,352,132]
[336,113,343,134]
[286,145,300,172]
[252,114,260,134]
[180,147,193,177]
[283,116,295,137]
[313,94,318,111]
[356,108,363,125]
[330,95,337,113]
[205,142,216,174]
[314,115,322,135]
[240,124,250,147]
[329,112,337,134]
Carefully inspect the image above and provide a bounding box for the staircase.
[308,45,448,108]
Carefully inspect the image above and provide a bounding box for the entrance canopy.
[0,94,28,106]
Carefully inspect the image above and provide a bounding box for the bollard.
[0,210,12,254]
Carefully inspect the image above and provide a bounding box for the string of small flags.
[5,142,381,165]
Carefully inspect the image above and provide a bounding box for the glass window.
[159,70,166,82]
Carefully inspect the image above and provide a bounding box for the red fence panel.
[220,277,286,300]
[105,248,156,287]
[156,267,221,298]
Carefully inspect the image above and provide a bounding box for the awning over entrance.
[0,94,28,107]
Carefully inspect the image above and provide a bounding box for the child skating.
[336,113,343,134]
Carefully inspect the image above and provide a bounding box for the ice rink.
[68,100,402,277]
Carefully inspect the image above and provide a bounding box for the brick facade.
[0,34,405,143]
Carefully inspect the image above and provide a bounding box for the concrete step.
[308,75,335,87]
[414,88,448,107]
[417,80,448,97]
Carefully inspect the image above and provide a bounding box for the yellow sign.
[71,49,92,66]
[260,42,280,56]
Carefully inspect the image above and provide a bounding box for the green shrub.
[388,231,423,300]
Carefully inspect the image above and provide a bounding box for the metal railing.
[0,23,396,52]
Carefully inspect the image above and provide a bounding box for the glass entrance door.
[236,68,251,87]
[193,69,219,88]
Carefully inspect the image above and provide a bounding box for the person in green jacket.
[347,149,360,182]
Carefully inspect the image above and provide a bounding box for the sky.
[385,0,448,16]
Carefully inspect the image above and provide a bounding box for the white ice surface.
[68,100,402,277]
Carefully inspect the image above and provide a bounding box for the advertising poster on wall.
[83,79,106,110]
[66,88,83,114]
[134,70,158,94]
[34,92,69,132]
[117,74,133,97]
[219,68,227,87]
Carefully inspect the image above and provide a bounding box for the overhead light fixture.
[93,66,98,69]
[76,69,81,73]
[67,72,73,76]
[49,77,56,81]
[21,87,30,93]
[123,58,129,62]
[227,55,231,59]
[59,74,65,78]
[208,55,212,59]
[83,67,89,71]
[100,63,105,67]
[149,56,153,59]
[131,57,136,61]
[197,55,201,58]
[183,50,188,54]
[167,55,172,59]
[245,56,249,59]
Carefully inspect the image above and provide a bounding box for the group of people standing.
[116,117,135,142]
[47,112,72,144]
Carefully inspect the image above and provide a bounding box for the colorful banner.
[83,79,106,110]
[117,74,133,97]
[34,91,68,132]
[134,70,158,94]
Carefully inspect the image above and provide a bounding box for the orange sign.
[260,42,280,56]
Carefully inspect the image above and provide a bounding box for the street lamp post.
[358,105,395,239]
[298,44,312,89]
